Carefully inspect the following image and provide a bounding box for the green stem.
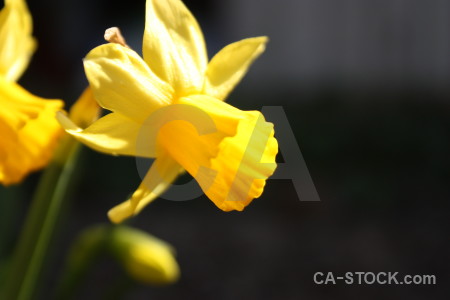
[2,136,82,300]
[0,186,20,259]
[0,186,21,289]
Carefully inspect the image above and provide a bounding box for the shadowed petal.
[68,87,101,128]
[57,111,156,158]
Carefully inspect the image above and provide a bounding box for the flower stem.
[0,186,22,290]
[2,136,82,300]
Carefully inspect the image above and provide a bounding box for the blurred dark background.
[1,0,450,299]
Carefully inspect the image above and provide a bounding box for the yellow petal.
[56,111,154,158]
[108,152,183,223]
[143,0,207,94]
[68,87,100,128]
[203,37,268,101]
[0,77,63,185]
[0,0,36,81]
[159,95,278,211]
[84,43,174,123]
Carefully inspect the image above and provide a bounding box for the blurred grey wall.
[218,0,450,90]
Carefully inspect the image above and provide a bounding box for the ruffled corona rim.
[158,95,278,211]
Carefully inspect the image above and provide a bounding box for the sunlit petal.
[84,43,174,122]
[143,0,207,94]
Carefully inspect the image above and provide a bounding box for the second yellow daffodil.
[58,0,278,223]
[0,0,63,185]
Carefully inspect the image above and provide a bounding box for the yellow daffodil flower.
[57,0,278,223]
[0,0,64,185]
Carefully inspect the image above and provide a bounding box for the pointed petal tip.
[108,202,133,224]
[107,154,181,223]
[249,36,269,51]
[204,36,269,100]
[255,36,269,43]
